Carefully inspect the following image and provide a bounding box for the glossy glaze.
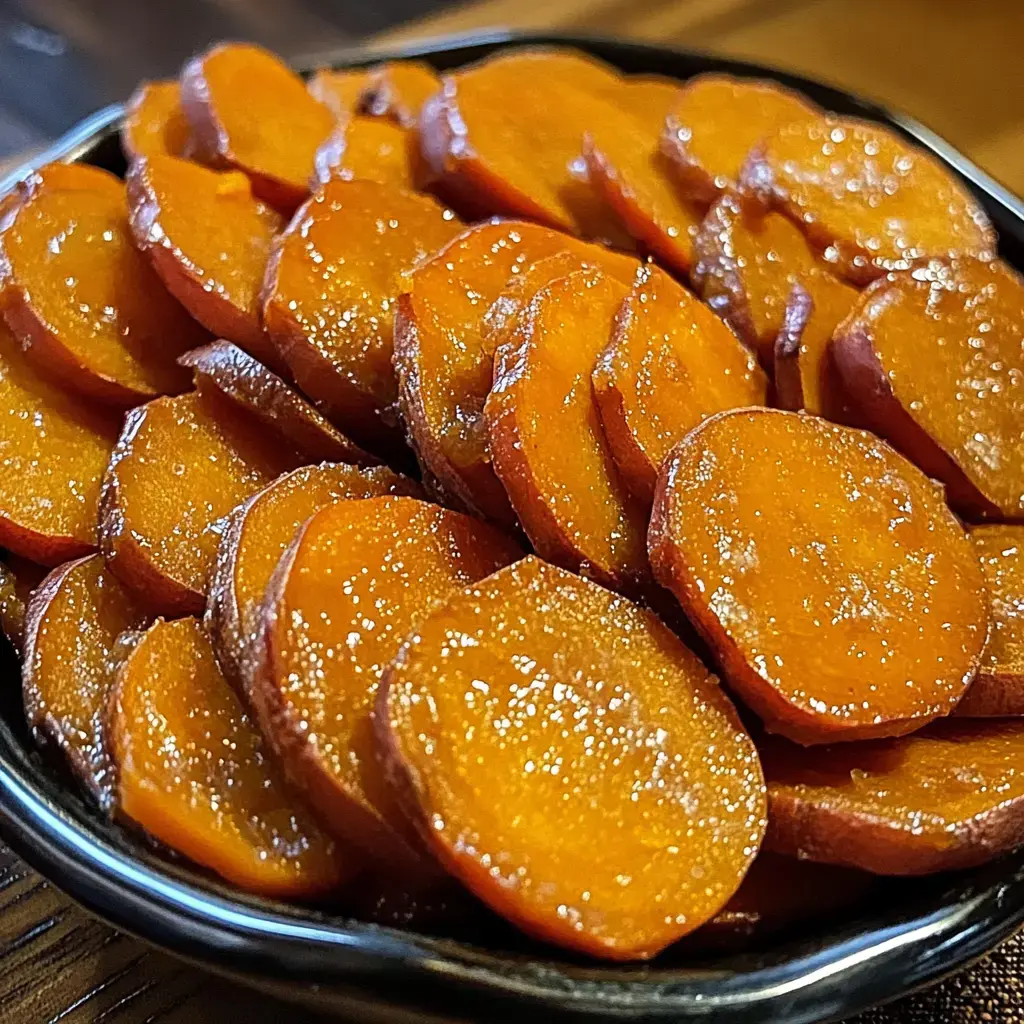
[121,80,191,162]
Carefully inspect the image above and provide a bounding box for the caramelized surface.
[362,61,441,126]
[249,496,521,871]
[380,556,765,959]
[0,555,45,651]
[113,617,350,896]
[262,179,460,451]
[127,154,284,368]
[593,266,766,502]
[122,80,191,161]
[180,42,335,210]
[762,720,1024,873]
[834,258,1024,520]
[100,390,299,615]
[313,117,418,191]
[0,322,118,564]
[747,116,995,284]
[22,555,147,810]
[487,270,649,589]
[0,168,203,405]
[649,408,988,743]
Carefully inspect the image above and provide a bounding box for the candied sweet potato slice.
[22,555,148,810]
[262,179,460,452]
[181,42,335,212]
[762,720,1024,874]
[593,266,767,503]
[379,555,765,959]
[312,117,419,191]
[362,61,441,127]
[100,390,300,616]
[649,408,989,744]
[487,270,649,589]
[126,154,284,370]
[834,258,1024,520]
[207,462,420,688]
[122,80,191,162]
[307,68,372,119]
[743,115,995,285]
[180,341,376,466]
[0,321,118,564]
[661,74,819,207]
[16,162,124,197]
[0,554,46,652]
[0,169,205,406]
[112,617,351,896]
[956,526,1024,717]
[248,495,521,873]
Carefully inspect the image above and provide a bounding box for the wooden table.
[3,0,1024,1021]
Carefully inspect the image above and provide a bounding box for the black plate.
[2,29,1024,1024]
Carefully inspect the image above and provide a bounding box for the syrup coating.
[307,68,371,119]
[0,555,46,651]
[312,117,419,191]
[362,61,441,127]
[121,80,192,162]
[649,408,989,744]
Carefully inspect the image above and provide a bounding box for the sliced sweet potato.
[16,162,124,198]
[743,115,995,285]
[0,321,118,565]
[833,258,1024,520]
[0,168,205,406]
[0,554,46,651]
[661,74,820,207]
[621,75,682,133]
[762,720,1024,874]
[181,42,335,212]
[693,191,859,375]
[956,526,1024,717]
[112,617,351,896]
[180,341,377,466]
[126,154,285,371]
[262,178,461,452]
[206,462,420,688]
[312,117,419,191]
[121,80,191,162]
[649,408,989,744]
[395,220,636,525]
[378,555,765,960]
[248,495,521,874]
[100,390,300,616]
[22,555,148,810]
[593,266,767,503]
[362,61,441,127]
[487,269,649,589]
[307,68,372,120]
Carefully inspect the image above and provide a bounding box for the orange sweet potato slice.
[180,340,377,466]
[100,390,300,616]
[593,266,766,503]
[0,321,118,565]
[362,61,441,127]
[0,167,205,406]
[378,555,765,959]
[307,68,372,119]
[661,74,820,207]
[743,115,995,285]
[112,617,351,896]
[762,719,1024,874]
[181,42,335,212]
[206,461,420,688]
[22,555,148,810]
[248,495,521,874]
[487,270,649,589]
[649,408,989,744]
[121,80,191,162]
[833,258,1024,520]
[956,526,1024,717]
[262,178,460,453]
[15,162,125,198]
[126,154,285,371]
[312,117,419,191]
[0,554,46,652]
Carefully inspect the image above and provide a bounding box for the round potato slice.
[181,42,335,212]
[312,117,419,191]
[206,462,420,688]
[248,495,521,875]
[112,617,351,896]
[649,408,989,744]
[0,166,205,406]
[22,555,148,811]
[833,257,1024,521]
[262,178,461,453]
[121,80,191,162]
[743,115,995,285]
[100,390,300,616]
[378,555,765,960]
[592,265,767,503]
[487,269,649,589]
[762,720,1024,874]
[0,554,46,652]
[126,154,285,370]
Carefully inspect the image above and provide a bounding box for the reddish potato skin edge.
[203,499,251,693]
[771,281,815,411]
[659,115,722,209]
[0,513,95,569]
[954,672,1024,718]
